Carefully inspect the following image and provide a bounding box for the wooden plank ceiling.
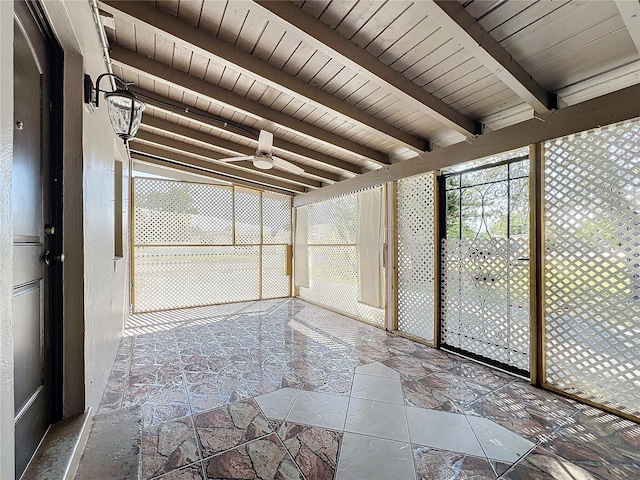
[98,0,640,195]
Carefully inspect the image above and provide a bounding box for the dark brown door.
[12,2,55,477]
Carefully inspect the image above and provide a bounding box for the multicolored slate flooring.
[97,299,639,479]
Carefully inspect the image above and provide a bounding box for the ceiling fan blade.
[219,155,254,162]
[258,130,273,154]
[273,156,304,175]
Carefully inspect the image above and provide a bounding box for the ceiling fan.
[219,130,304,174]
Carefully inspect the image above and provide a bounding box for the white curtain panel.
[357,187,385,308]
[294,205,310,288]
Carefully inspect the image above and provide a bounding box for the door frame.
[34,0,89,422]
[437,154,532,377]
[24,0,66,424]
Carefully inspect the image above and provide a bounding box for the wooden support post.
[259,190,263,300]
[231,186,237,245]
[130,172,136,313]
[386,182,398,332]
[285,244,293,278]
[291,205,296,298]
[433,171,442,348]
[529,143,546,386]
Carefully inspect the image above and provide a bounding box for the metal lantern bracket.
[83,72,134,111]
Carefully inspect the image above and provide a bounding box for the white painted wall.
[0,3,16,479]
[0,0,131,475]
[61,0,130,412]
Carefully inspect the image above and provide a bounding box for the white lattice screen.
[298,189,385,326]
[544,119,640,418]
[234,187,261,245]
[396,172,436,343]
[441,238,530,371]
[262,245,290,299]
[133,246,260,311]
[134,181,233,245]
[263,191,292,245]
[133,178,291,312]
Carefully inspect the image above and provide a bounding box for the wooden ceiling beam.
[129,138,308,193]
[110,46,390,166]
[101,1,426,155]
[254,0,480,139]
[132,88,361,176]
[615,0,640,55]
[132,159,233,186]
[418,0,556,114]
[134,131,321,189]
[294,83,640,206]
[141,116,254,159]
[130,154,294,196]
[141,115,340,184]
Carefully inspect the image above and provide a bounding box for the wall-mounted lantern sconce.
[84,73,146,142]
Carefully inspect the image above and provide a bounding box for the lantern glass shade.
[104,89,146,141]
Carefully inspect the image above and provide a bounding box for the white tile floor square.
[466,414,535,463]
[286,390,350,431]
[354,362,400,379]
[345,397,410,442]
[254,387,300,420]
[336,432,416,480]
[406,407,485,457]
[350,373,404,404]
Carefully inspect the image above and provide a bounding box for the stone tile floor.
[98,299,640,479]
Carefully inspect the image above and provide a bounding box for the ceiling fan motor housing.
[253,153,274,170]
